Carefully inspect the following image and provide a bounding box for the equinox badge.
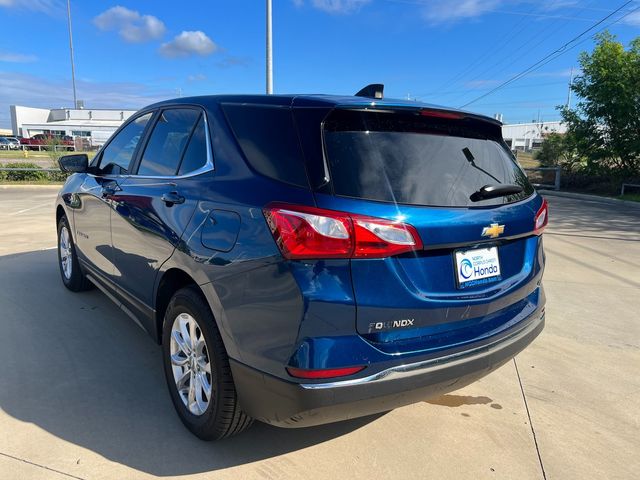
[481,223,505,239]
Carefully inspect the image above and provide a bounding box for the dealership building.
[10,105,137,147]
[501,120,567,151]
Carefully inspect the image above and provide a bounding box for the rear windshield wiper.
[470,184,523,202]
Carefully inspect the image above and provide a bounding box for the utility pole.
[566,66,574,109]
[66,0,78,108]
[266,0,273,94]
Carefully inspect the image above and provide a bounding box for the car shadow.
[0,249,382,476]
[544,194,640,240]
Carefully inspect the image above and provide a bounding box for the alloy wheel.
[169,313,213,416]
[59,225,73,280]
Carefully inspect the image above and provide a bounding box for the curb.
[540,189,640,209]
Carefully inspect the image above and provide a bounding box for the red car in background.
[20,134,75,150]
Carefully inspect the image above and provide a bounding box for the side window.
[177,115,208,176]
[221,104,308,187]
[137,108,200,176]
[99,113,151,175]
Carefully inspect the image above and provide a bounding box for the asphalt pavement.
[0,185,638,480]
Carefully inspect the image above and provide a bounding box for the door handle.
[161,191,185,206]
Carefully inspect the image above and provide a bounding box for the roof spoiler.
[355,84,384,99]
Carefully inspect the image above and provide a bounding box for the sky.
[0,0,639,128]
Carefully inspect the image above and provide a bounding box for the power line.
[422,0,598,104]
[452,0,598,105]
[459,1,635,109]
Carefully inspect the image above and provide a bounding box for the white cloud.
[160,31,218,58]
[0,51,37,62]
[623,9,640,26]
[0,0,62,12]
[94,6,166,43]
[294,0,371,14]
[422,0,502,24]
[0,71,174,127]
[187,73,207,82]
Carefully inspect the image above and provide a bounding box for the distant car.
[0,137,19,150]
[20,134,74,150]
[55,87,547,440]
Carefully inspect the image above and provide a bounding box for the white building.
[10,105,137,147]
[501,121,567,151]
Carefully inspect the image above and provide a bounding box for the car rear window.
[323,109,533,207]
[221,104,308,188]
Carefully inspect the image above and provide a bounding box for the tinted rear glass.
[138,108,200,176]
[221,104,308,188]
[177,115,208,176]
[324,110,533,207]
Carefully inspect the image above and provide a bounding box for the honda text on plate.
[55,85,547,440]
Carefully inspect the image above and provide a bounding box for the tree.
[535,132,583,171]
[559,32,640,175]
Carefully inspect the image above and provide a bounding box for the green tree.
[535,132,583,171]
[559,32,640,175]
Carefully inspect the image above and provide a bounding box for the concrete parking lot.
[0,185,638,480]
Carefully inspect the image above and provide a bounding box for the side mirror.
[59,153,89,173]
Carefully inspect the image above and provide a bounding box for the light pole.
[66,0,78,108]
[266,0,273,94]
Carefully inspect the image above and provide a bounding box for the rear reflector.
[263,203,423,260]
[534,198,548,235]
[287,366,365,379]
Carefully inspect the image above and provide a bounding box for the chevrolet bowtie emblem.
[481,223,505,239]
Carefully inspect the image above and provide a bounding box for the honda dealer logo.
[459,258,474,279]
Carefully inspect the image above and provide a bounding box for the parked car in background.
[0,136,20,150]
[55,86,547,441]
[21,134,74,150]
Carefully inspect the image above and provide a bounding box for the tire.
[57,215,92,292]
[162,286,253,440]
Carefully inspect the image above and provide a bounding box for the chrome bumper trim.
[301,312,544,390]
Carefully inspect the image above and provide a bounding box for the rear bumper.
[231,310,545,428]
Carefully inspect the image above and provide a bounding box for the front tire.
[162,286,253,440]
[57,215,92,292]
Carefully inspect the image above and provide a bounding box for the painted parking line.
[8,203,52,216]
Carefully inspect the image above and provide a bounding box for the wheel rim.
[59,226,72,280]
[169,313,212,416]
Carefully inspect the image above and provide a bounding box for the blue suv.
[56,88,547,440]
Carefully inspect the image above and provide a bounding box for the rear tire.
[57,215,92,292]
[162,286,253,440]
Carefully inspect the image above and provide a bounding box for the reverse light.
[286,366,365,379]
[263,203,423,260]
[534,198,548,235]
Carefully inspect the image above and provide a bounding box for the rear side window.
[324,110,533,207]
[138,108,200,176]
[177,115,208,176]
[221,104,308,187]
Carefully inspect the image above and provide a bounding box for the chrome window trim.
[133,108,215,180]
[89,107,214,181]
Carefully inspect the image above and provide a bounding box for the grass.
[514,151,541,169]
[619,193,640,202]
[0,150,96,160]
[0,180,65,185]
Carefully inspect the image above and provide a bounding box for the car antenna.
[355,84,384,99]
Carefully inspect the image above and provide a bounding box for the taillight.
[286,365,365,379]
[263,203,423,260]
[534,198,548,235]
